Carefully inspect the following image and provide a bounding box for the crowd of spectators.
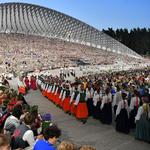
[0,33,147,74]
[0,76,96,149]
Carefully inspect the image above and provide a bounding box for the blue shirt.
[34,140,56,150]
[138,88,144,96]
[111,88,116,96]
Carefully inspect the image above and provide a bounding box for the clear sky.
[1,0,150,30]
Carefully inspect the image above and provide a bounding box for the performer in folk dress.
[74,84,88,124]
[115,93,130,134]
[100,88,112,124]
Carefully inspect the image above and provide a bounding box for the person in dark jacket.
[12,112,35,149]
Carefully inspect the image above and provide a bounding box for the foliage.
[103,28,150,56]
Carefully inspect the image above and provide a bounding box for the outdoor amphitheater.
[0,2,150,150]
[0,2,148,74]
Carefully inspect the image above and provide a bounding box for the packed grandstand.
[0,2,148,75]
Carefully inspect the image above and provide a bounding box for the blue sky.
[1,0,150,30]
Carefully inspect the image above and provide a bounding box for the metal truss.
[0,2,141,58]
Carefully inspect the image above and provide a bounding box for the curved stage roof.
[0,2,141,58]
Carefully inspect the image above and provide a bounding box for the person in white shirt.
[18,76,25,88]
[4,106,22,135]
[115,93,130,134]
[135,97,150,142]
[129,90,140,128]
[93,86,102,120]
[100,88,112,124]
[85,84,94,116]
[112,86,122,115]
[74,84,88,124]
[69,84,79,116]
[18,76,26,94]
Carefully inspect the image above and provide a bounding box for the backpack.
[11,124,30,149]
[0,112,10,129]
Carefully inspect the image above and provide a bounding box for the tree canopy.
[103,28,150,56]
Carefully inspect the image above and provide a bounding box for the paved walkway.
[24,89,149,150]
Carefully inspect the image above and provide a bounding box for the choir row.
[37,75,150,142]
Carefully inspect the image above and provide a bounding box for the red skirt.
[42,90,47,97]
[18,86,26,95]
[45,90,48,97]
[70,100,76,115]
[25,82,30,89]
[63,97,70,112]
[50,93,53,102]
[76,102,88,119]
[59,99,64,108]
[55,94,61,105]
[52,93,56,103]
[7,102,16,111]
[30,82,37,90]
[53,94,56,103]
[47,92,52,101]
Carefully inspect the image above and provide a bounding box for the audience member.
[79,145,96,150]
[0,134,10,150]
[57,141,77,150]
[11,112,35,150]
[34,124,61,150]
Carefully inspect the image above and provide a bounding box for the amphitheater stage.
[23,89,149,150]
